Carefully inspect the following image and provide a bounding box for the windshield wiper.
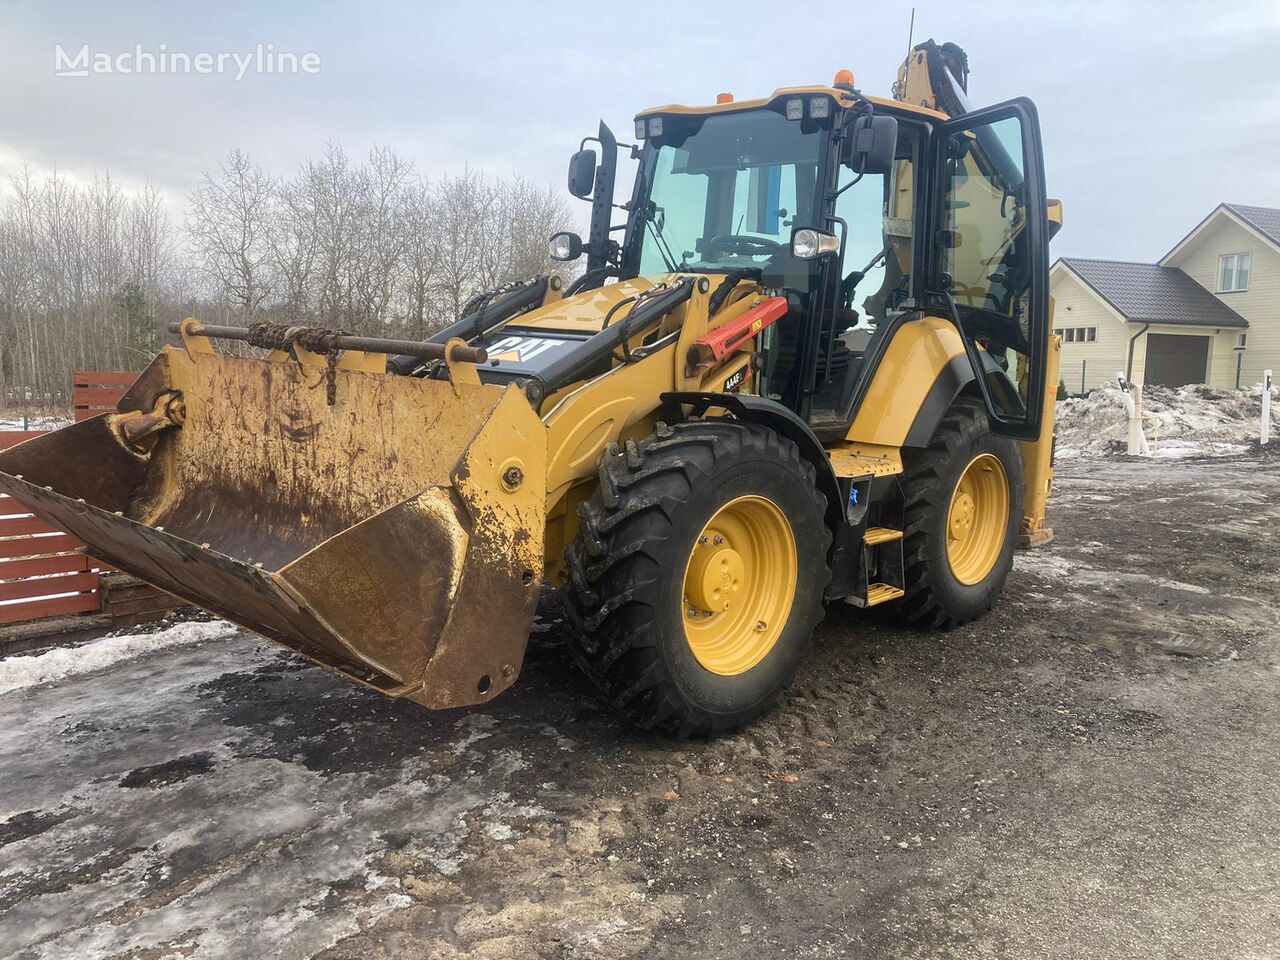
[643,202,684,273]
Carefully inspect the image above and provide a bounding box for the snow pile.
[1056,381,1276,459]
[0,412,71,432]
[0,619,236,695]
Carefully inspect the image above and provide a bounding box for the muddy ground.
[1,454,1278,959]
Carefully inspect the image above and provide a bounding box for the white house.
[1050,203,1280,392]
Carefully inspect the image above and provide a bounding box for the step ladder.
[861,527,905,607]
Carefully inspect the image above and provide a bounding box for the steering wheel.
[706,234,783,258]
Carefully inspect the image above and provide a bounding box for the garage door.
[1145,334,1209,387]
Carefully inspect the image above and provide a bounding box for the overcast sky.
[2,0,1278,262]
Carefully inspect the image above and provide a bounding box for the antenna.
[901,7,916,97]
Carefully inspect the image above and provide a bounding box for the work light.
[791,228,839,259]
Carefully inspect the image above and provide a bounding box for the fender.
[658,391,844,532]
[902,334,1028,446]
[846,315,975,449]
[903,353,974,447]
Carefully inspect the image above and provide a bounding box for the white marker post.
[1263,370,1273,446]
[1133,376,1151,456]
[1117,373,1149,456]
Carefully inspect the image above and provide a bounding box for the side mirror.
[791,227,839,260]
[843,115,898,176]
[567,149,597,199]
[548,231,584,262]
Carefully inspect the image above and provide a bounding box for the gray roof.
[1224,203,1280,248]
[1056,257,1248,329]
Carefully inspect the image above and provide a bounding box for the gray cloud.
[1,0,1277,259]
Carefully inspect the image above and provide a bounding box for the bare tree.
[424,168,495,325]
[399,178,439,339]
[185,150,276,315]
[1,144,575,411]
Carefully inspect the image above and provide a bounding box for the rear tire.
[564,420,831,738]
[898,398,1023,629]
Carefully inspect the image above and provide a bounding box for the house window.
[1059,327,1095,344]
[1219,252,1251,292]
[1236,332,1248,349]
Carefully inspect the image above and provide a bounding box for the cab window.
[806,124,920,425]
[635,108,823,277]
[940,115,1034,419]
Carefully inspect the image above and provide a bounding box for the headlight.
[648,116,663,138]
[809,97,831,119]
[634,118,646,140]
[791,228,839,259]
[785,98,804,121]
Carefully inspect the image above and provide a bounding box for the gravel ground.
[1,453,1278,960]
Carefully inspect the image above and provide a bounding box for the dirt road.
[1,454,1278,959]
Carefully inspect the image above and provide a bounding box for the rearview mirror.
[842,115,899,176]
[548,231,583,262]
[567,149,597,199]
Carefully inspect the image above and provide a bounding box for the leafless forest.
[0,146,572,408]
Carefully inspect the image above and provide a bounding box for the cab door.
[927,98,1049,440]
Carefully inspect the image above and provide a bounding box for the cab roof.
[635,85,948,123]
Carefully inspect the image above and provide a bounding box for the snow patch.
[0,620,236,696]
[1017,550,1216,598]
[1056,381,1276,459]
[541,723,577,752]
[451,713,498,755]
[0,414,71,432]
[482,791,551,842]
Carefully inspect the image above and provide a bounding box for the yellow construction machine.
[0,41,1061,736]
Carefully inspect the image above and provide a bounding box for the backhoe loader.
[0,41,1062,736]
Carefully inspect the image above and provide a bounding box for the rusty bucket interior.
[0,343,548,708]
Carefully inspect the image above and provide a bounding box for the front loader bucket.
[0,345,547,708]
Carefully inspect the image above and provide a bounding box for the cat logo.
[486,335,561,364]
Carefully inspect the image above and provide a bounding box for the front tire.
[898,398,1023,629]
[564,420,831,738]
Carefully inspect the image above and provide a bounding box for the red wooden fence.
[0,430,103,624]
[1,372,134,625]
[74,371,136,422]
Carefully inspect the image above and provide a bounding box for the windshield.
[632,108,826,276]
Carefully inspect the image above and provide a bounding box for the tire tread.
[564,420,831,738]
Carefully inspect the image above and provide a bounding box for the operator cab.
[566,79,1049,442]
[622,90,927,427]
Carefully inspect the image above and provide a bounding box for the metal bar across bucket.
[166,322,489,365]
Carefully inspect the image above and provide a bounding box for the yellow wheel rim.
[946,453,1010,586]
[681,495,797,677]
